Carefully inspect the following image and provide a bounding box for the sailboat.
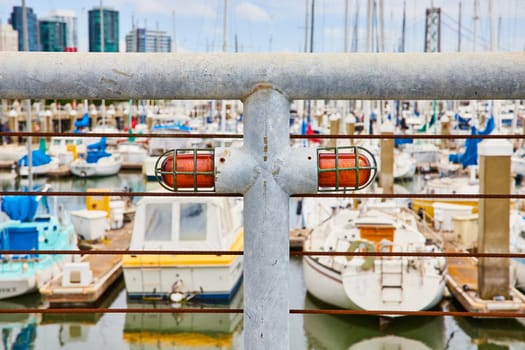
[302,198,446,316]
[0,184,77,299]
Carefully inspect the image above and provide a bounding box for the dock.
[39,221,132,307]
[445,241,525,314]
[47,164,71,177]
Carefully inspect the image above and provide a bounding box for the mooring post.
[477,138,513,299]
[380,123,394,195]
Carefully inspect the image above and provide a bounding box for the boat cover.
[449,115,495,167]
[1,195,38,221]
[18,149,51,167]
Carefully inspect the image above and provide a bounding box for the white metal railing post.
[242,86,290,349]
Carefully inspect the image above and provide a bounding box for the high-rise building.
[9,5,40,51]
[0,24,19,51]
[125,28,171,52]
[46,10,78,51]
[39,19,67,52]
[88,7,119,52]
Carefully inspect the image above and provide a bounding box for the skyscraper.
[88,7,119,52]
[39,19,67,52]
[0,24,19,51]
[46,10,78,51]
[125,28,171,52]
[9,5,39,51]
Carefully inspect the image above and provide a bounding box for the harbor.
[0,169,524,348]
[0,0,524,346]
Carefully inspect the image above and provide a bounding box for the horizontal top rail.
[0,52,524,100]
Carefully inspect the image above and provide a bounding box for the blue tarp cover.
[449,116,495,167]
[86,150,111,163]
[74,112,90,132]
[1,195,38,221]
[18,149,51,167]
[87,137,107,151]
[152,121,192,131]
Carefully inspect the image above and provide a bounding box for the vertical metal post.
[243,87,290,350]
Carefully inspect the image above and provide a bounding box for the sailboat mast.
[400,0,406,52]
[344,0,349,53]
[458,1,462,52]
[22,0,32,189]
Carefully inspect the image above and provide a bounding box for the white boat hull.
[303,256,354,309]
[123,255,243,301]
[512,258,525,292]
[71,155,122,177]
[341,258,446,313]
[18,157,60,177]
[304,255,445,315]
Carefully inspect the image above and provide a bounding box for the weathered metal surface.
[241,87,290,349]
[0,52,523,100]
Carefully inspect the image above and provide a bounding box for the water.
[1,172,525,349]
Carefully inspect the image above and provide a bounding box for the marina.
[0,0,524,344]
[0,161,523,347]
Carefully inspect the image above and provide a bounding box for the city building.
[0,24,18,51]
[46,10,78,51]
[8,5,39,51]
[88,7,119,52]
[125,28,171,52]
[39,19,67,52]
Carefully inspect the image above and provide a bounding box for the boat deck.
[445,240,525,315]
[40,221,132,307]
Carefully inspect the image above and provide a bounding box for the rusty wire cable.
[3,191,525,200]
[2,250,525,258]
[0,307,523,319]
[3,128,525,319]
[3,131,525,139]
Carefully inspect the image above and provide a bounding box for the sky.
[0,0,523,53]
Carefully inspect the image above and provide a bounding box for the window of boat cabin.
[144,203,172,241]
[179,203,207,241]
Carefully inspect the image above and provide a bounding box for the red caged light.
[317,146,377,191]
[156,149,215,191]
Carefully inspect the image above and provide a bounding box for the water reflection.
[123,287,243,350]
[446,299,525,349]
[303,294,445,350]
[0,293,42,350]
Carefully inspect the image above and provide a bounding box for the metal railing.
[1,51,525,350]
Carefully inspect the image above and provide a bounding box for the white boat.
[0,144,26,162]
[0,185,77,299]
[371,144,417,180]
[48,135,97,165]
[116,142,148,167]
[512,147,525,178]
[510,209,525,291]
[303,200,446,316]
[17,149,60,177]
[147,114,193,156]
[411,175,480,221]
[398,142,440,166]
[122,193,243,302]
[70,137,122,177]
